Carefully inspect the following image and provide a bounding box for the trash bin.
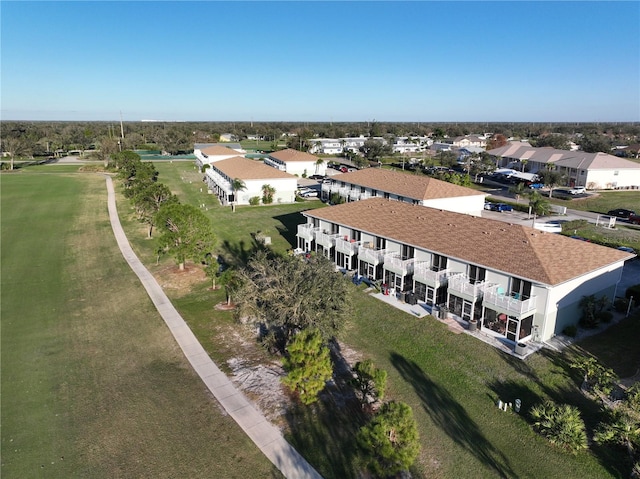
[515,342,528,355]
[468,319,477,332]
[400,291,406,302]
[439,307,449,319]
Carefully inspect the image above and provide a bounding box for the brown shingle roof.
[213,157,297,180]
[333,168,485,201]
[303,198,633,286]
[269,148,320,162]
[201,145,241,156]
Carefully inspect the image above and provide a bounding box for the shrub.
[597,311,614,323]
[614,297,629,313]
[562,325,578,337]
[249,196,261,206]
[625,284,640,302]
[530,400,587,453]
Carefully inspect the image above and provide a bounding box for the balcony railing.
[315,232,340,249]
[263,158,286,171]
[335,237,360,255]
[413,262,452,288]
[297,223,319,242]
[383,252,415,275]
[358,245,387,265]
[447,275,490,300]
[483,286,537,316]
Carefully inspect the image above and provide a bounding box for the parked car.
[528,183,544,189]
[628,214,640,225]
[308,174,324,180]
[568,186,586,195]
[617,246,636,253]
[484,202,493,210]
[339,166,349,173]
[489,203,513,212]
[607,208,636,219]
[300,190,318,198]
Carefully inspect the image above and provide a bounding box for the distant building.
[264,148,326,177]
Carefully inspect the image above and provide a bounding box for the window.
[384,192,390,199]
[432,254,447,272]
[468,265,486,284]
[351,230,361,241]
[371,189,378,197]
[401,244,415,260]
[330,223,339,234]
[312,218,320,228]
[510,278,532,300]
[375,236,387,250]
[614,171,619,176]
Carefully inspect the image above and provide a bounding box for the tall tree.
[281,329,333,405]
[132,182,178,238]
[155,203,217,270]
[261,184,275,204]
[360,138,392,161]
[357,401,420,476]
[234,251,352,351]
[528,190,552,218]
[2,137,29,170]
[352,359,387,408]
[509,182,528,204]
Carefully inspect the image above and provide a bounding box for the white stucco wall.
[422,195,487,216]
[585,169,640,189]
[285,161,328,177]
[235,178,297,205]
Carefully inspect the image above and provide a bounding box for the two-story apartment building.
[204,156,298,205]
[264,148,326,177]
[322,168,487,216]
[296,198,633,344]
[194,145,244,169]
[487,142,640,189]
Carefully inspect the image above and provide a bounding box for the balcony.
[447,275,490,301]
[297,223,319,242]
[358,245,387,265]
[413,262,452,288]
[316,231,340,249]
[263,158,286,171]
[483,286,537,317]
[383,252,415,276]
[335,237,360,255]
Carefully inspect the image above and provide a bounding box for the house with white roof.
[264,148,326,177]
[322,168,487,216]
[296,198,634,344]
[452,135,488,148]
[488,142,640,189]
[204,156,297,205]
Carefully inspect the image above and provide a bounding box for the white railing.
[447,275,489,299]
[297,223,319,242]
[383,252,415,275]
[263,158,286,171]
[315,232,340,249]
[358,245,387,265]
[335,237,360,255]
[412,261,432,282]
[483,287,537,316]
[413,263,451,287]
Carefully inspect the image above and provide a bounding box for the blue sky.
[2,1,639,122]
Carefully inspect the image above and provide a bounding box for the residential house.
[488,142,640,189]
[452,135,488,148]
[194,145,242,169]
[264,148,326,177]
[322,168,487,216]
[296,198,634,344]
[204,156,297,205]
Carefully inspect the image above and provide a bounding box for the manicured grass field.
[144,163,633,478]
[0,170,279,478]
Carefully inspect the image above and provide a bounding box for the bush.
[614,297,629,312]
[249,196,261,206]
[530,400,587,454]
[625,284,640,302]
[563,325,578,337]
[597,311,614,323]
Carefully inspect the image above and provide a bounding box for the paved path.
[104,175,322,479]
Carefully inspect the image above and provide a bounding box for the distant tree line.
[2,121,639,162]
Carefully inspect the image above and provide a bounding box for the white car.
[568,186,586,195]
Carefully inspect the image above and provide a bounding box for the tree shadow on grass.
[273,211,307,249]
[390,352,519,479]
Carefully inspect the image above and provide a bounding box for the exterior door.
[507,318,518,342]
[462,300,473,321]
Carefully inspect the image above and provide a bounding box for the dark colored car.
[489,203,513,212]
[607,208,636,219]
[628,214,640,225]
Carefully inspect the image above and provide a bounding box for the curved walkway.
[104,176,322,479]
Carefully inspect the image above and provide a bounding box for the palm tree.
[530,400,588,453]
[528,190,552,219]
[538,164,566,198]
[595,409,640,459]
[314,157,324,175]
[261,184,275,204]
[230,178,246,212]
[509,182,527,204]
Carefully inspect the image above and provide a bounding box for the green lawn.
[0,170,279,478]
[6,162,635,479]
[141,162,633,478]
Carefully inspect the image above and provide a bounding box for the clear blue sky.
[2,1,639,122]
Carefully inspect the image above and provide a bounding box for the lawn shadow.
[221,237,262,266]
[273,211,307,249]
[391,352,519,479]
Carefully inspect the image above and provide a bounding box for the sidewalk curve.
[104,175,322,479]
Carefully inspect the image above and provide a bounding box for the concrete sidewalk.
[104,175,322,479]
